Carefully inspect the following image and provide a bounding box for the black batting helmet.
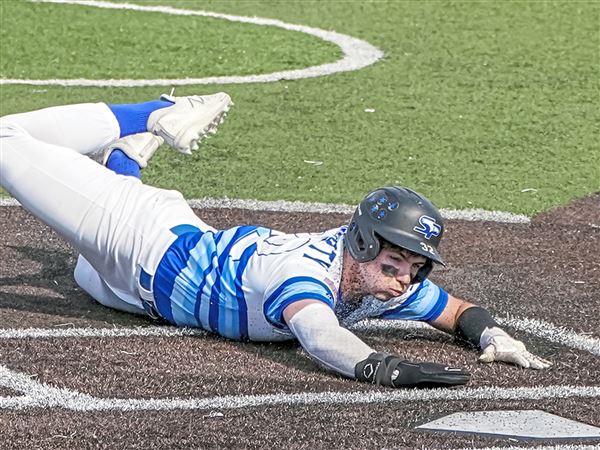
[344,186,445,283]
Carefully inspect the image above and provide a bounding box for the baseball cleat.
[147,92,232,154]
[102,132,164,168]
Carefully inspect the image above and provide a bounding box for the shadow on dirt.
[0,245,152,326]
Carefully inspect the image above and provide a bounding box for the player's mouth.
[389,288,405,297]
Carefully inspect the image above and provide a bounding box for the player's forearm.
[287,302,373,377]
[428,294,477,335]
[454,306,499,348]
[428,295,502,348]
[434,300,503,349]
[286,302,471,387]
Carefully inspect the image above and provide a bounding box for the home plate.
[416,410,600,440]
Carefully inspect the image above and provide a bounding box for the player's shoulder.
[254,226,344,255]
[258,227,345,293]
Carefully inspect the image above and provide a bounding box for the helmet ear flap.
[345,221,380,262]
[355,228,366,252]
[366,229,381,261]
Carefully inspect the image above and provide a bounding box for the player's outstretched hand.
[479,327,552,369]
[355,353,471,388]
[392,360,471,388]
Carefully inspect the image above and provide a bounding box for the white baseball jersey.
[145,224,449,341]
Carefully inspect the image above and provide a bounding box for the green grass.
[0,0,339,79]
[1,0,598,215]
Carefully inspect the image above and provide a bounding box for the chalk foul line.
[0,197,531,223]
[499,316,600,357]
[452,446,599,450]
[0,316,596,355]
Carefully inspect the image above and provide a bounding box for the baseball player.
[0,93,551,389]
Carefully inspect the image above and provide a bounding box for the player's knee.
[73,256,147,316]
[0,118,29,139]
[73,256,97,293]
[73,256,112,306]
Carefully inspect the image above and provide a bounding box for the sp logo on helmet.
[413,215,442,240]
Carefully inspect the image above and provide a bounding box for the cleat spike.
[147,92,232,153]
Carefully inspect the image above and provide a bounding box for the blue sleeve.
[263,276,335,329]
[381,279,448,322]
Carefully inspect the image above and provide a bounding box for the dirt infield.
[0,193,599,449]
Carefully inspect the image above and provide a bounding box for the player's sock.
[105,149,141,179]
[108,99,173,137]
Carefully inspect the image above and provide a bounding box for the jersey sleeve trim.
[399,282,426,307]
[421,289,448,321]
[263,276,335,329]
[380,280,449,322]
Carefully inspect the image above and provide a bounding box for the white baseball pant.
[0,103,207,314]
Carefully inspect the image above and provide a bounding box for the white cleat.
[101,132,164,168]
[147,92,232,154]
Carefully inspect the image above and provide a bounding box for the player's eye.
[391,251,407,260]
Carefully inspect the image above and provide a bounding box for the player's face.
[359,248,427,300]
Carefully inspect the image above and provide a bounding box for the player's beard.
[340,256,368,305]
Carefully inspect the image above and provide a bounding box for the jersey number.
[420,242,435,255]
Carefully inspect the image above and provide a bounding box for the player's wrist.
[478,326,513,350]
[455,306,499,348]
[354,352,400,387]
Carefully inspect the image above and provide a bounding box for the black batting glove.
[355,352,470,388]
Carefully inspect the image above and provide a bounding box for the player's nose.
[395,262,412,286]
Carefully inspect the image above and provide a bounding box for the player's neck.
[340,250,366,304]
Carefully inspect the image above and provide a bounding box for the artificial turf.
[1,0,598,215]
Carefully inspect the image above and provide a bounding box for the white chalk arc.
[0,0,384,87]
[0,317,598,411]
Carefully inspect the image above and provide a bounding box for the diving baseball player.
[0,93,551,389]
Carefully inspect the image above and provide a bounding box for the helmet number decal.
[420,242,436,255]
[413,215,442,240]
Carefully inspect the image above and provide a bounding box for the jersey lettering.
[303,251,334,269]
[302,230,344,269]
